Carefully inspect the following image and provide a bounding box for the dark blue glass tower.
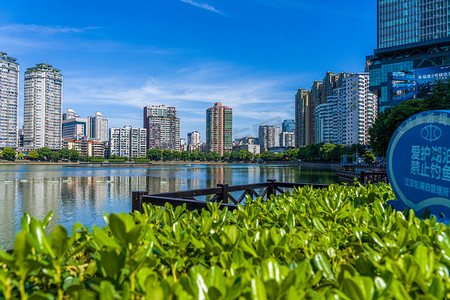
[368,0,450,111]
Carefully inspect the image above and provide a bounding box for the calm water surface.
[0,164,338,249]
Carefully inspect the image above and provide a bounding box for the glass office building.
[368,0,450,110]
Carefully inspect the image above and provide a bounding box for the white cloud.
[64,66,292,111]
[180,0,221,14]
[63,64,297,136]
[0,23,177,54]
[0,24,99,34]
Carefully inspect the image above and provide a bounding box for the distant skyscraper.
[206,102,232,155]
[63,108,79,120]
[282,119,295,133]
[259,125,280,150]
[62,109,87,140]
[295,89,311,147]
[87,112,108,142]
[144,105,180,151]
[109,126,146,158]
[187,131,201,146]
[280,131,295,148]
[0,51,19,148]
[368,0,450,110]
[23,63,63,149]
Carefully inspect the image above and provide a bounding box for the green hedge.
[134,158,150,162]
[108,158,125,162]
[1,183,449,299]
[89,158,105,162]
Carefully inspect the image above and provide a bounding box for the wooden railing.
[336,170,388,185]
[132,179,329,213]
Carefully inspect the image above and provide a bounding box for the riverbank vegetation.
[1,183,449,298]
[0,143,370,164]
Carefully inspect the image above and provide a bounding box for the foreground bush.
[1,183,449,299]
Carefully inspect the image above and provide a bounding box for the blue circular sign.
[387,110,450,217]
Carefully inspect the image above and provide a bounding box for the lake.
[0,163,338,249]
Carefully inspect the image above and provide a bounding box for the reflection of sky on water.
[0,164,338,249]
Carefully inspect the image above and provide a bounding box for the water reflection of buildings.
[0,180,19,248]
[206,166,232,187]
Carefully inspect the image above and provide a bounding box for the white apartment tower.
[109,126,147,158]
[316,73,377,145]
[0,52,19,148]
[88,112,108,142]
[23,63,63,149]
[187,131,201,146]
[259,125,281,150]
[344,74,377,145]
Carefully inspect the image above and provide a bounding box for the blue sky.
[1,0,376,140]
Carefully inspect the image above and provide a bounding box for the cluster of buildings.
[295,0,450,148]
[1,1,449,158]
[295,72,377,147]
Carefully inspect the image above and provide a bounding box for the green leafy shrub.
[134,158,150,162]
[1,183,449,299]
[89,158,105,162]
[108,158,126,162]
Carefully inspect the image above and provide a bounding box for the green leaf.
[29,218,55,257]
[51,225,69,258]
[99,281,119,300]
[42,211,54,229]
[91,226,120,250]
[251,278,267,300]
[13,231,30,263]
[108,213,127,244]
[428,277,444,300]
[100,250,125,280]
[313,253,335,281]
[342,276,374,300]
[223,225,239,246]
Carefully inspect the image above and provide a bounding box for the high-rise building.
[368,0,450,111]
[62,108,79,120]
[316,99,337,145]
[259,125,280,150]
[282,119,295,133]
[87,112,108,142]
[295,89,312,147]
[280,131,295,148]
[206,102,232,155]
[187,131,201,146]
[62,109,87,140]
[187,131,201,151]
[0,51,19,148]
[109,126,146,158]
[23,63,63,149]
[130,127,147,158]
[144,105,180,151]
[316,73,377,145]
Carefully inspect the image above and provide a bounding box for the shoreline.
[0,160,342,168]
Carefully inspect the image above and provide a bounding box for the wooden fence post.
[217,183,229,204]
[267,179,276,199]
[360,171,366,185]
[132,191,148,212]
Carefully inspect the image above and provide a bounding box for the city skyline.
[1,0,376,139]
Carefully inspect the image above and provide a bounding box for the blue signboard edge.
[386,110,450,217]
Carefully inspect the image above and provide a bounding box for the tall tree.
[1,148,15,160]
[146,149,162,161]
[28,150,39,160]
